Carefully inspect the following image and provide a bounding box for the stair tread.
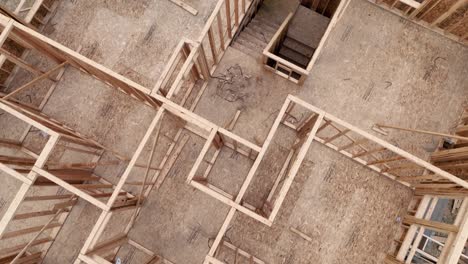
[278,46,309,68]
[249,20,277,36]
[252,16,280,31]
[243,27,269,44]
[248,24,275,41]
[283,37,315,58]
[239,31,267,48]
[236,35,263,53]
[231,42,258,58]
[287,6,330,49]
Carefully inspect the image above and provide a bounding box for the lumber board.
[403,215,459,233]
[168,0,198,15]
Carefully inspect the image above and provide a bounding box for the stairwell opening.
[260,0,350,85]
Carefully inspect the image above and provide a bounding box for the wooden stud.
[403,215,459,233]
[430,0,465,26]
[207,28,218,64]
[106,108,165,208]
[32,167,109,211]
[85,234,128,256]
[352,147,386,158]
[225,0,232,39]
[10,209,63,264]
[268,114,324,221]
[0,237,52,257]
[376,124,468,142]
[337,138,369,151]
[2,222,61,239]
[154,134,190,189]
[216,13,225,50]
[234,0,239,26]
[3,62,66,100]
[168,0,198,16]
[323,128,350,144]
[366,156,406,166]
[0,47,45,76]
[186,128,218,183]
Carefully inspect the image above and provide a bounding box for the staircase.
[231,5,330,70]
[231,14,280,58]
[277,37,314,68]
[278,5,330,69]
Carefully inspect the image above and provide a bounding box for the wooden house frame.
[0,0,60,29]
[152,0,263,106]
[0,13,173,263]
[0,0,467,263]
[0,0,61,93]
[0,99,124,263]
[0,0,266,262]
[186,95,323,226]
[203,95,468,264]
[262,0,351,85]
[370,0,468,46]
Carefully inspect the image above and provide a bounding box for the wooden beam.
[23,194,73,201]
[13,209,67,220]
[0,162,33,184]
[297,114,319,138]
[225,0,232,39]
[3,62,66,100]
[137,119,162,205]
[352,147,386,158]
[337,138,369,151]
[32,167,109,211]
[216,13,225,50]
[0,183,30,238]
[2,221,61,239]
[366,156,406,166]
[323,128,350,144]
[106,108,165,208]
[396,174,440,182]
[168,0,198,16]
[289,227,312,242]
[269,114,325,222]
[155,134,189,189]
[85,234,128,256]
[440,198,468,263]
[376,124,468,141]
[384,255,404,264]
[431,0,466,26]
[431,146,468,163]
[0,237,52,257]
[219,240,265,263]
[0,47,44,75]
[399,0,421,9]
[10,209,63,264]
[207,28,218,64]
[234,0,239,27]
[403,215,459,233]
[186,128,218,183]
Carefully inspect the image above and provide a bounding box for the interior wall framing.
[371,0,468,45]
[0,0,467,263]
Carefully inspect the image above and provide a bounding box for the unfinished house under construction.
[0,0,467,263]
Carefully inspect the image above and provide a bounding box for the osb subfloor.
[217,144,411,263]
[125,135,233,264]
[1,0,219,262]
[45,0,219,87]
[0,0,467,263]
[193,0,467,263]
